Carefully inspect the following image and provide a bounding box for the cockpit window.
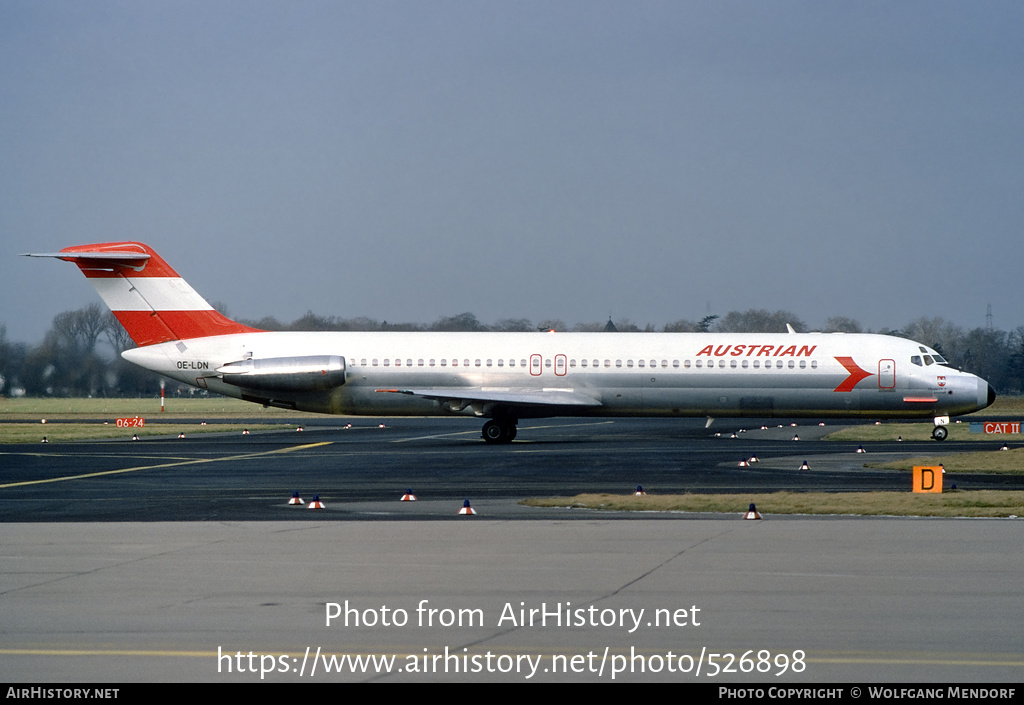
[915,346,949,366]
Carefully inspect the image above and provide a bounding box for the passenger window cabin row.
[352,358,820,370]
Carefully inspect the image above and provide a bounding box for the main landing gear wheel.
[482,420,517,444]
[932,426,948,441]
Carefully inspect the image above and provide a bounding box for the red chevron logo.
[834,357,873,392]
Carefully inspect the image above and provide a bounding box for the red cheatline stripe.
[903,397,939,403]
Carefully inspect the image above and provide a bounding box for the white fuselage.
[122,330,992,420]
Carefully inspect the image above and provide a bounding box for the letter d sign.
[913,466,943,493]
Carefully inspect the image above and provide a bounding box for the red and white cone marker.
[633,485,646,496]
[307,494,325,509]
[242,429,249,435]
[400,489,417,501]
[41,436,48,443]
[799,460,811,471]
[458,499,477,515]
[178,432,186,439]
[748,455,759,463]
[743,503,762,520]
[1000,444,1009,451]
[296,426,304,432]
[132,434,139,441]
[288,492,304,506]
[792,434,800,441]
[738,458,750,467]
[856,445,866,453]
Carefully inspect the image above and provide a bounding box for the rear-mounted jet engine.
[217,355,346,392]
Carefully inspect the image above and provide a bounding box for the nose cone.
[971,376,996,412]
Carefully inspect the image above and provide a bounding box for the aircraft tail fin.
[26,242,260,346]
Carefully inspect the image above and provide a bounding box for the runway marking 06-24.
[0,442,332,490]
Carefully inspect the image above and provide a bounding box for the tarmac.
[1,417,1022,682]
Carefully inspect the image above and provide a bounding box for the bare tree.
[102,311,133,354]
[288,311,341,331]
[494,318,534,332]
[900,317,965,360]
[1008,327,1024,394]
[824,316,863,333]
[664,318,699,332]
[714,309,807,333]
[430,312,488,332]
[52,303,107,353]
[571,320,610,332]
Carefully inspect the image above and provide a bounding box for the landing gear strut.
[482,419,517,444]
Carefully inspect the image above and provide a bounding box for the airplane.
[27,242,994,443]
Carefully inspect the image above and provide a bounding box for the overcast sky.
[2,1,1022,343]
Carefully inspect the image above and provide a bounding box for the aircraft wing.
[377,387,602,408]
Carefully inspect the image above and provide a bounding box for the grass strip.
[864,447,1024,474]
[0,422,294,443]
[0,396,320,420]
[521,491,1024,518]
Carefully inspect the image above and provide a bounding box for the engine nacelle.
[217,355,346,392]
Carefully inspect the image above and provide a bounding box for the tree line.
[1,306,1021,397]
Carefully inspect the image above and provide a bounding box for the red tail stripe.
[114,311,259,347]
